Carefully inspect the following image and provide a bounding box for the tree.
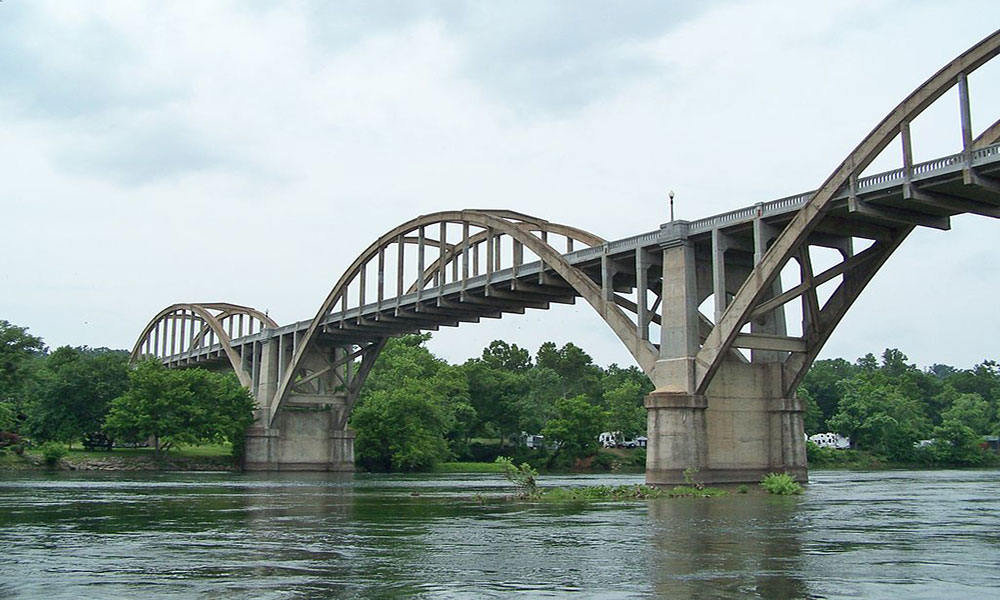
[938,389,991,434]
[827,375,929,460]
[603,379,646,439]
[25,347,130,445]
[0,320,44,420]
[536,341,603,402]
[798,358,858,430]
[796,387,824,435]
[926,419,986,466]
[480,340,532,373]
[104,361,255,457]
[541,395,607,463]
[352,335,470,471]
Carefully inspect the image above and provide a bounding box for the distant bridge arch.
[131,302,277,388]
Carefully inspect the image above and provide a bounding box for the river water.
[0,469,997,599]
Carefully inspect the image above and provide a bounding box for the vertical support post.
[396,234,404,309]
[472,238,480,277]
[958,72,973,165]
[170,314,177,358]
[486,227,494,281]
[712,229,728,325]
[461,222,470,289]
[277,333,285,385]
[377,247,385,309]
[359,261,367,312]
[901,120,913,184]
[417,225,425,302]
[654,223,699,391]
[439,221,448,292]
[636,249,649,341]
[601,251,614,301]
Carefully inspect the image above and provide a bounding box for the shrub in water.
[760,472,804,495]
[495,457,539,497]
[737,484,749,494]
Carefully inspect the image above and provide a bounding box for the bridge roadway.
[160,141,1000,371]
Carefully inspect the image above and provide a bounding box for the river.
[0,469,997,599]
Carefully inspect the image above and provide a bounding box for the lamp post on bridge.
[669,190,675,222]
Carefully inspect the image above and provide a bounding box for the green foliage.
[0,320,44,417]
[39,441,67,467]
[797,387,824,435]
[760,472,804,495]
[924,419,987,466]
[589,450,615,471]
[536,341,603,402]
[602,378,647,439]
[352,335,470,472]
[0,402,16,432]
[25,346,130,444]
[541,484,674,501]
[828,372,929,460]
[799,358,859,430]
[736,484,749,494]
[667,485,728,498]
[103,361,254,457]
[495,456,539,497]
[541,395,607,462]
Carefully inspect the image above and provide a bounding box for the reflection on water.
[648,495,807,599]
[0,470,998,598]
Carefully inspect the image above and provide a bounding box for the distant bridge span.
[133,30,1000,483]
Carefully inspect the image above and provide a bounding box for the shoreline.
[3,451,996,474]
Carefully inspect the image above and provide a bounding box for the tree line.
[0,320,254,457]
[351,334,651,471]
[800,349,1000,466]
[3,317,998,469]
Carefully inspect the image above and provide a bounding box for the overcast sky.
[3,1,1000,371]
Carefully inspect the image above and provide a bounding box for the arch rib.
[131,302,277,389]
[695,28,1000,394]
[268,210,658,426]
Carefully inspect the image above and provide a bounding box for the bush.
[590,451,615,471]
[737,484,749,494]
[496,457,539,497]
[760,472,804,495]
[39,442,67,467]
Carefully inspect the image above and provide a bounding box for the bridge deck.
[166,143,1000,366]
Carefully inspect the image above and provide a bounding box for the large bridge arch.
[266,209,659,428]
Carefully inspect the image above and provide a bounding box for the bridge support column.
[242,410,355,472]
[242,337,356,471]
[646,222,806,486]
[645,363,806,485]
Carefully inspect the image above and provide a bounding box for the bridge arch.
[131,302,277,388]
[267,209,659,426]
[696,28,1000,396]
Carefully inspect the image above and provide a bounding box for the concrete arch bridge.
[133,30,1000,484]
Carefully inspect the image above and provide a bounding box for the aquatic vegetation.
[760,472,804,495]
